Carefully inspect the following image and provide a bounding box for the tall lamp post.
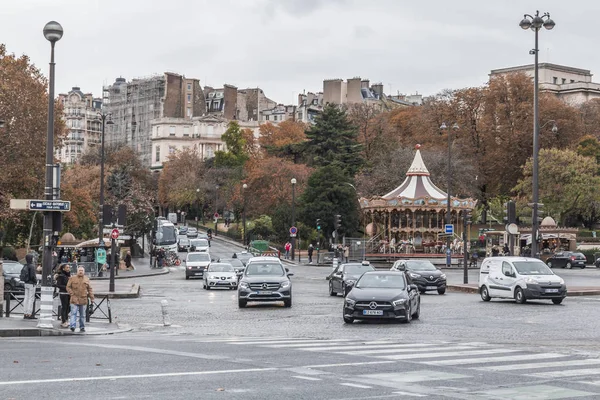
[39,21,63,329]
[214,185,219,236]
[242,184,248,246]
[519,10,555,258]
[97,112,113,246]
[440,122,459,268]
[196,188,200,229]
[291,178,297,261]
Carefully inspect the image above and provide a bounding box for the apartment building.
[56,87,103,164]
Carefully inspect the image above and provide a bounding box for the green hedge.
[578,248,600,264]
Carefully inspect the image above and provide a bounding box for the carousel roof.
[382,148,447,201]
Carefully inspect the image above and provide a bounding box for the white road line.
[392,391,427,397]
[0,368,278,386]
[425,353,567,366]
[377,349,520,360]
[297,343,445,352]
[335,345,475,356]
[304,361,396,368]
[232,339,352,345]
[340,383,372,389]
[292,376,322,381]
[528,368,600,378]
[266,340,393,348]
[477,358,600,372]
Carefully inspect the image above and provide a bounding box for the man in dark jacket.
[54,264,71,327]
[21,254,37,319]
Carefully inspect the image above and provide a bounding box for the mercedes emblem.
[262,283,268,290]
[369,302,378,310]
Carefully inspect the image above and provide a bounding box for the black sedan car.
[218,258,246,280]
[3,260,25,292]
[178,237,190,252]
[391,259,447,294]
[233,251,253,266]
[546,252,586,269]
[343,271,420,324]
[328,261,374,297]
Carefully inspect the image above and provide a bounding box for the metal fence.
[342,237,367,261]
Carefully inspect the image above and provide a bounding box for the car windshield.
[157,225,177,245]
[208,264,234,272]
[190,239,208,247]
[357,274,406,289]
[513,261,554,275]
[3,263,22,274]
[406,260,437,271]
[187,228,197,233]
[179,238,189,244]
[245,263,285,276]
[344,264,374,275]
[187,253,210,262]
[220,259,244,268]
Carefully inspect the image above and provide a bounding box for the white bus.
[153,219,178,253]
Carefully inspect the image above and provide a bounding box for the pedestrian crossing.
[191,336,600,385]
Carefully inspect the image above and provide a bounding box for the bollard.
[161,299,171,326]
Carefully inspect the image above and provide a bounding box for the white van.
[478,256,567,304]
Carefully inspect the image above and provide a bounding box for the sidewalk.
[0,316,131,337]
[448,284,600,296]
[91,255,169,281]
[91,281,140,298]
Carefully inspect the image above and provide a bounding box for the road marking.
[425,353,567,366]
[335,345,475,356]
[266,340,392,348]
[367,370,470,383]
[377,348,520,360]
[340,383,372,389]
[528,368,600,378]
[0,368,278,386]
[292,375,322,381]
[392,392,427,397]
[233,339,353,345]
[477,358,600,371]
[298,343,444,352]
[303,361,396,368]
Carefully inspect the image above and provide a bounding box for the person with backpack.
[54,264,71,328]
[20,254,37,319]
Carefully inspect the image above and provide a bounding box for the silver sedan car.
[203,263,238,290]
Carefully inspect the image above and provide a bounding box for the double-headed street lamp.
[519,10,555,258]
[242,184,248,246]
[291,178,297,261]
[440,122,459,268]
[97,112,113,248]
[214,185,219,235]
[196,188,200,229]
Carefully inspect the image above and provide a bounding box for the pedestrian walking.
[66,266,94,333]
[20,254,37,319]
[284,242,291,260]
[308,244,314,264]
[124,250,133,271]
[54,264,71,328]
[343,245,349,263]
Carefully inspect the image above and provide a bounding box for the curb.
[0,325,133,338]
[95,284,141,299]
[447,285,600,297]
[91,268,169,281]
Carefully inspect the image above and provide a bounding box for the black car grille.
[356,301,393,310]
[249,283,280,290]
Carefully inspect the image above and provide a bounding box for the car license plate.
[257,291,272,295]
[546,288,559,293]
[426,286,437,290]
[194,273,203,276]
[363,310,383,316]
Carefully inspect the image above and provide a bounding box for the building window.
[562,78,566,84]
[169,126,176,136]
[187,107,192,117]
[265,115,270,121]
[169,146,176,154]
[193,125,199,135]
[298,112,303,121]
[274,115,278,121]
[187,83,192,91]
[553,77,557,84]
[156,126,161,137]
[570,79,575,83]
[155,146,160,162]
[207,125,214,136]
[187,94,191,103]
[183,126,190,136]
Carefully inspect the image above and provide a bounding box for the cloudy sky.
[1,0,595,104]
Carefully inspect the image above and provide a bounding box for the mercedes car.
[238,258,293,308]
[203,262,238,290]
[343,271,420,324]
[328,261,375,297]
[391,259,447,295]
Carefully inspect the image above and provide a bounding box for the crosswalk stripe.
[377,349,520,360]
[335,345,476,356]
[296,343,445,352]
[527,368,600,378]
[425,353,567,366]
[232,339,352,345]
[292,376,321,381]
[340,383,372,389]
[265,341,392,348]
[477,358,600,372]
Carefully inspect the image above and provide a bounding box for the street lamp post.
[440,122,459,268]
[291,178,297,261]
[214,185,219,236]
[39,21,63,328]
[196,188,200,229]
[519,10,555,258]
[242,184,248,246]
[97,112,113,248]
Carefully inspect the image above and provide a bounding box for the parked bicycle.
[164,251,181,267]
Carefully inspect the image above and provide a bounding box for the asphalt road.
[3,237,600,399]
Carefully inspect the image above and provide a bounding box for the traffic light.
[503,200,516,224]
[334,214,342,230]
[464,210,473,225]
[316,219,322,230]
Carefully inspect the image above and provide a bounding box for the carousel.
[359,145,477,254]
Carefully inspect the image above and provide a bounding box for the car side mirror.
[347,280,355,287]
[398,266,406,271]
[287,272,294,277]
[285,267,289,272]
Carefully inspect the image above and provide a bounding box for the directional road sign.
[444,224,454,235]
[111,228,120,240]
[28,200,71,211]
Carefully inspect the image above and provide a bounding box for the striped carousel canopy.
[382,148,447,201]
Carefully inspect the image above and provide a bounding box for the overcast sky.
[1,0,596,104]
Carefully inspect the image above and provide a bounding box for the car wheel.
[580,265,586,269]
[284,297,292,308]
[403,303,412,323]
[238,299,247,308]
[514,287,526,304]
[329,281,337,296]
[233,286,238,290]
[412,300,420,319]
[419,290,426,294]
[547,261,553,268]
[343,316,354,324]
[480,286,491,302]
[566,262,572,269]
[552,298,563,305]
[185,276,189,280]
[437,288,446,295]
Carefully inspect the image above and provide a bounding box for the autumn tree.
[158,148,206,210]
[215,121,248,168]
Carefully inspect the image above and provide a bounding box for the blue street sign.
[28,200,71,211]
[444,224,454,235]
[289,226,298,235]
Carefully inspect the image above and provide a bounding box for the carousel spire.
[406,144,429,176]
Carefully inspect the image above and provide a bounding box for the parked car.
[479,256,566,304]
[328,261,375,297]
[189,238,209,252]
[177,237,190,252]
[2,260,25,292]
[203,263,238,290]
[185,252,211,280]
[546,252,586,269]
[186,227,198,238]
[238,257,293,308]
[343,271,420,324]
[391,259,447,295]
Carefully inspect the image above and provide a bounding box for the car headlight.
[559,278,565,285]
[392,298,407,307]
[239,281,250,289]
[525,277,538,285]
[440,274,446,279]
[409,272,420,279]
[281,280,290,288]
[345,298,356,308]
